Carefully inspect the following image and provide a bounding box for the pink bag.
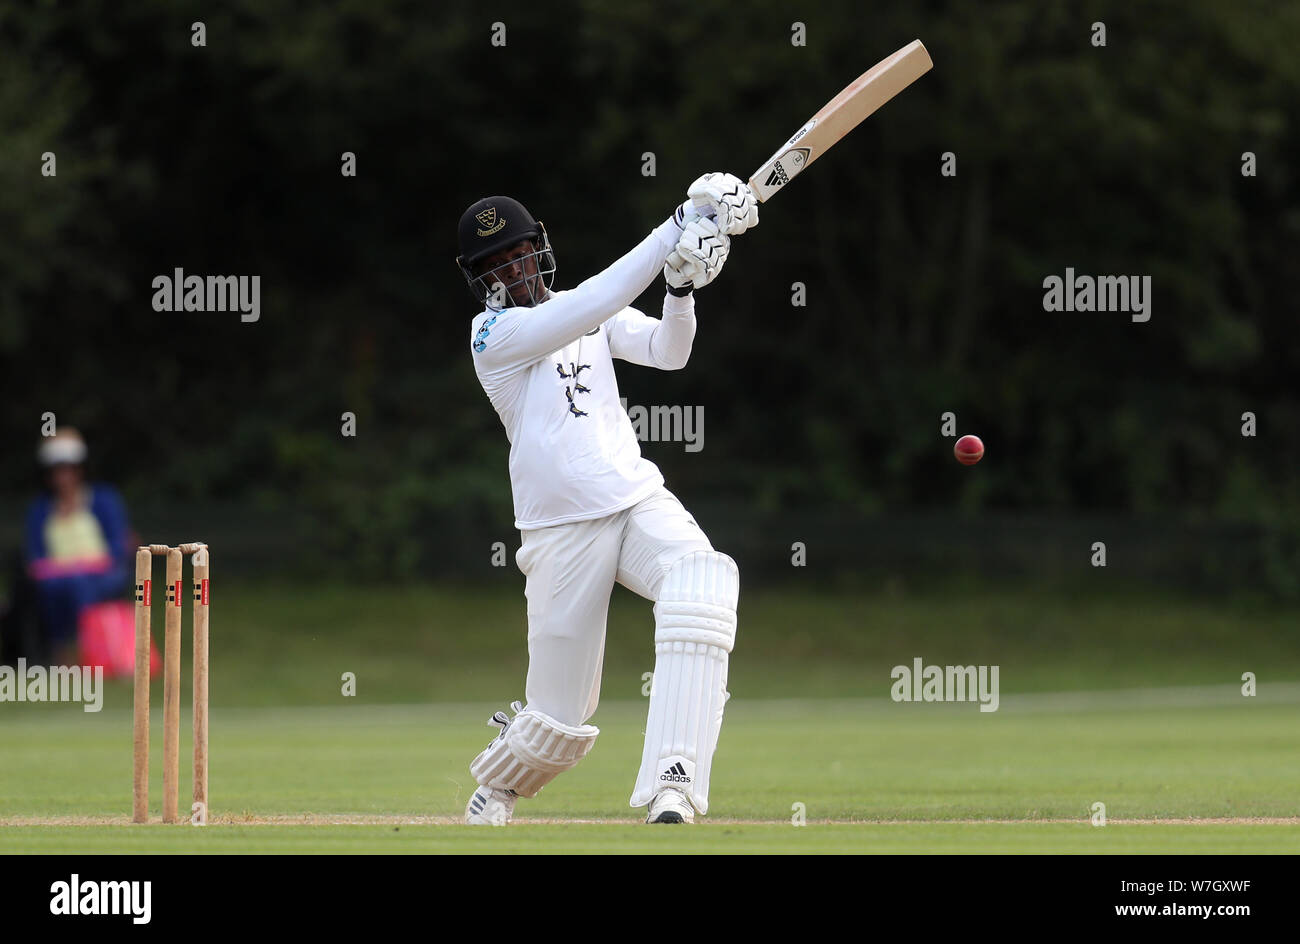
[78,601,160,679]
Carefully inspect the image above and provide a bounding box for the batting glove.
[686,172,759,236]
[664,217,730,292]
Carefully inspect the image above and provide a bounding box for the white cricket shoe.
[645,787,695,824]
[465,785,517,826]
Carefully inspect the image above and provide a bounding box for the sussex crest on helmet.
[476,207,506,237]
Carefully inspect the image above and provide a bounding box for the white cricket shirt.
[470,216,696,530]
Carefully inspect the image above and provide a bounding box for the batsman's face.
[479,239,542,306]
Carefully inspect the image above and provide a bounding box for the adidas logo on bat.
[764,148,810,189]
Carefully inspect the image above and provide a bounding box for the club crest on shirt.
[556,361,591,417]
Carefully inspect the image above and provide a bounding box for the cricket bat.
[747,40,933,202]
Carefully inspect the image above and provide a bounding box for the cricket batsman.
[455,174,758,824]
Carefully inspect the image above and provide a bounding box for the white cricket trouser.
[515,486,713,725]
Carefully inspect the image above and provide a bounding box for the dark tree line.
[1,0,1296,581]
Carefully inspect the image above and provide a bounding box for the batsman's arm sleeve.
[607,293,696,370]
[474,217,683,373]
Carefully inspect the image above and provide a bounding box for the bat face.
[748,40,933,202]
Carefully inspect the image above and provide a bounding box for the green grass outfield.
[178,580,1300,704]
[2,696,1298,853]
[1,582,1297,852]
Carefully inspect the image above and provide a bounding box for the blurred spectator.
[16,429,132,665]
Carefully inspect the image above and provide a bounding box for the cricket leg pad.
[469,701,599,799]
[630,551,739,815]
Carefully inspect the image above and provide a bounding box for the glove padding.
[687,172,759,236]
[664,217,730,291]
[675,200,716,228]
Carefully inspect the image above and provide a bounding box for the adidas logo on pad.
[659,762,691,784]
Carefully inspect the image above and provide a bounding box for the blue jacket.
[24,483,131,570]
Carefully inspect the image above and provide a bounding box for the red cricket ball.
[954,434,984,466]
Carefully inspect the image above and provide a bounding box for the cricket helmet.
[456,195,556,310]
